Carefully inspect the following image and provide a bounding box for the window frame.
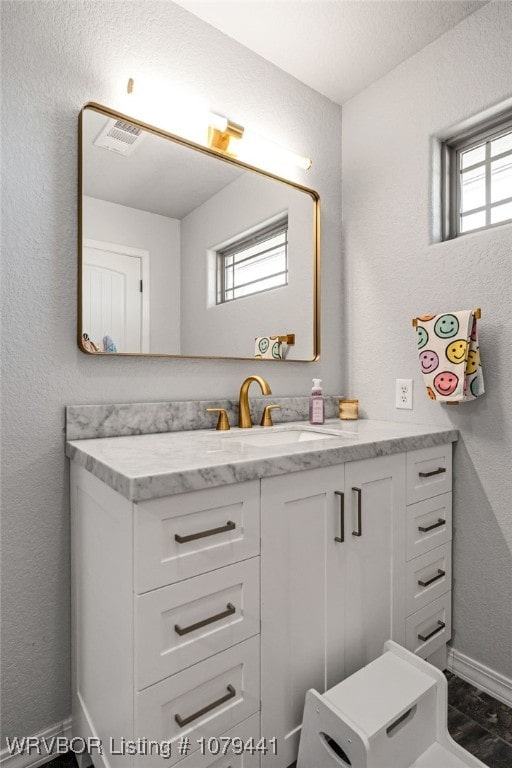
[216,216,289,305]
[442,110,512,240]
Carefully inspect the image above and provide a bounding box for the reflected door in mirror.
[82,241,147,353]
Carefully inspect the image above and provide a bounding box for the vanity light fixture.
[125,79,312,171]
[208,113,244,156]
[207,111,312,171]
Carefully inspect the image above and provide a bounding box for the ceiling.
[82,109,244,218]
[173,0,487,104]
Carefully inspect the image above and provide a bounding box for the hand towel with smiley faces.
[415,310,484,402]
[254,336,283,360]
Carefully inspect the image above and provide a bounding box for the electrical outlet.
[396,378,413,409]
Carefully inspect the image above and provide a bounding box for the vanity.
[67,401,456,768]
[73,99,457,768]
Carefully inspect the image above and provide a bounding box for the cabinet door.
[260,465,345,768]
[344,453,406,678]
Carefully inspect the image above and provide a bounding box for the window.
[216,217,288,304]
[443,113,512,238]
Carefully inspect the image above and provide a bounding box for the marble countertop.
[66,419,458,502]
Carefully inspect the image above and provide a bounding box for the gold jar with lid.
[339,398,359,420]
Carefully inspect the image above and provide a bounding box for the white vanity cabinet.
[404,444,453,662]
[260,466,346,768]
[260,453,406,768]
[70,437,454,768]
[71,467,262,768]
[343,454,407,676]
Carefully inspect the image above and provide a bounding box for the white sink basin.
[222,425,354,448]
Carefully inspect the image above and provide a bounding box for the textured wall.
[342,2,512,677]
[0,1,342,737]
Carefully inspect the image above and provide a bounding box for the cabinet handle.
[418,620,445,642]
[352,487,362,537]
[175,684,236,727]
[175,520,235,544]
[418,569,446,588]
[174,603,236,636]
[419,467,446,478]
[334,491,344,543]
[418,518,446,532]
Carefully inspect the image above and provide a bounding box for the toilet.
[297,640,488,768]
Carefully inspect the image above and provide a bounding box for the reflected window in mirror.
[79,104,319,360]
[216,216,288,304]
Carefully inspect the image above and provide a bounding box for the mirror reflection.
[79,105,319,360]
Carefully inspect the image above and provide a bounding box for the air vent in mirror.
[93,118,145,156]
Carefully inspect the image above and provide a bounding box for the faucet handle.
[260,404,281,427]
[206,408,231,431]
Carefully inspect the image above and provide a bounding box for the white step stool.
[297,641,488,768]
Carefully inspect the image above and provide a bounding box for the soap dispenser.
[309,378,325,425]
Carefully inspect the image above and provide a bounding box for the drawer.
[175,713,261,768]
[136,481,260,593]
[405,592,451,659]
[136,636,260,767]
[136,558,260,689]
[406,444,452,504]
[406,493,452,561]
[406,543,451,616]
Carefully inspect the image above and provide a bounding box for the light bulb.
[122,76,210,144]
[237,129,312,171]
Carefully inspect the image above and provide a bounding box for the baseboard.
[0,718,72,768]
[448,647,512,708]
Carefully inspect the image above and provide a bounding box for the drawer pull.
[174,603,236,636]
[175,520,236,544]
[418,620,445,642]
[419,467,446,478]
[175,684,236,727]
[334,491,344,543]
[418,569,446,588]
[352,487,362,537]
[418,518,446,533]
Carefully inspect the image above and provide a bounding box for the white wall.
[1,0,342,737]
[180,173,314,359]
[342,2,512,678]
[82,196,181,353]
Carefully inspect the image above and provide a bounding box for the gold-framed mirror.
[78,103,320,361]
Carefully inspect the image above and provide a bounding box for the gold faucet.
[238,375,272,428]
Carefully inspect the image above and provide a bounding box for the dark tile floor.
[42,673,512,767]
[44,753,77,768]
[445,671,512,767]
